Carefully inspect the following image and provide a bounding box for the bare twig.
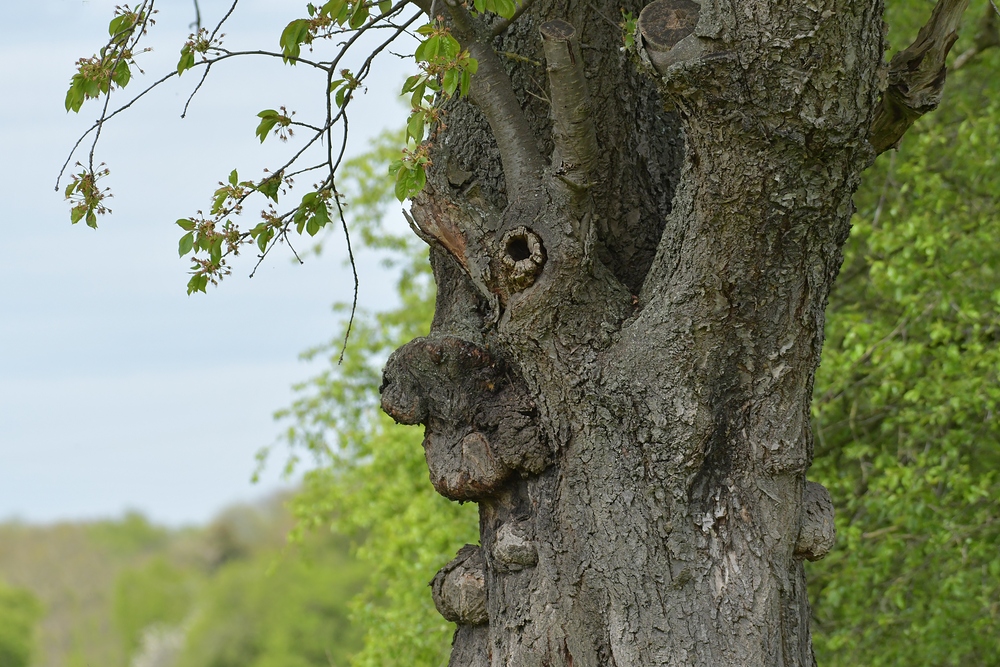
[191,0,202,30]
[181,61,213,118]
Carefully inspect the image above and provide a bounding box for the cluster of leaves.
[392,23,479,201]
[65,163,112,228]
[177,27,223,76]
[64,5,152,113]
[60,0,524,295]
[63,4,154,229]
[808,6,1000,663]
[281,0,397,62]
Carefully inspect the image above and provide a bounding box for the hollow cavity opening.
[506,236,531,262]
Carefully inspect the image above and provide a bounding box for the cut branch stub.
[869,0,970,154]
[432,544,489,625]
[540,19,600,191]
[795,481,837,561]
[637,0,702,73]
[501,226,546,292]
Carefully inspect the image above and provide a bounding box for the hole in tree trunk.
[506,236,531,262]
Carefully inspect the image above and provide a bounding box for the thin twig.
[191,0,202,30]
[210,0,240,43]
[88,0,158,173]
[181,61,213,118]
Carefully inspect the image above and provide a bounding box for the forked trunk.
[381,0,886,664]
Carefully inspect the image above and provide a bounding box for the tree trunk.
[381,0,887,664]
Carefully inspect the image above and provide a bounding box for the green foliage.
[86,510,172,555]
[174,534,364,667]
[61,0,495,275]
[0,581,43,667]
[64,163,112,229]
[271,131,478,666]
[113,558,200,654]
[64,5,150,113]
[393,23,479,202]
[620,10,638,51]
[808,9,1000,664]
[0,517,177,667]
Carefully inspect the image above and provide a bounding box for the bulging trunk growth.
[380,0,964,664]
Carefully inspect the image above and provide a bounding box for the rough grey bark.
[380,0,967,664]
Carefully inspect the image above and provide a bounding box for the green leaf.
[256,117,278,143]
[313,201,331,228]
[412,163,427,192]
[406,112,425,144]
[257,175,281,202]
[393,165,410,202]
[228,169,239,186]
[209,236,224,263]
[176,218,196,231]
[410,81,427,108]
[401,74,421,94]
[177,46,196,75]
[378,0,392,14]
[493,0,517,19]
[256,227,273,253]
[440,35,461,59]
[442,68,459,97]
[280,19,311,62]
[349,2,370,29]
[65,80,85,113]
[112,60,131,88]
[178,231,195,257]
[320,0,346,18]
[186,274,208,295]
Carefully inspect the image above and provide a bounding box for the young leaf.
[177,45,196,75]
[178,231,195,256]
[280,19,311,62]
[406,112,425,144]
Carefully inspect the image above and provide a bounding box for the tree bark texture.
[381,0,893,664]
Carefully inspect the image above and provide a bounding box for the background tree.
[0,580,43,667]
[60,0,995,665]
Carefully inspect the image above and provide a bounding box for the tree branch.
[443,0,545,193]
[540,20,599,195]
[869,0,971,154]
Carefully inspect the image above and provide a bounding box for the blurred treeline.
[2,1,998,666]
[0,498,366,667]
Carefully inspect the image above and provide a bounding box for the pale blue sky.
[0,0,412,525]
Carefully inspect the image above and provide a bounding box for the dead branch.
[869,0,971,154]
